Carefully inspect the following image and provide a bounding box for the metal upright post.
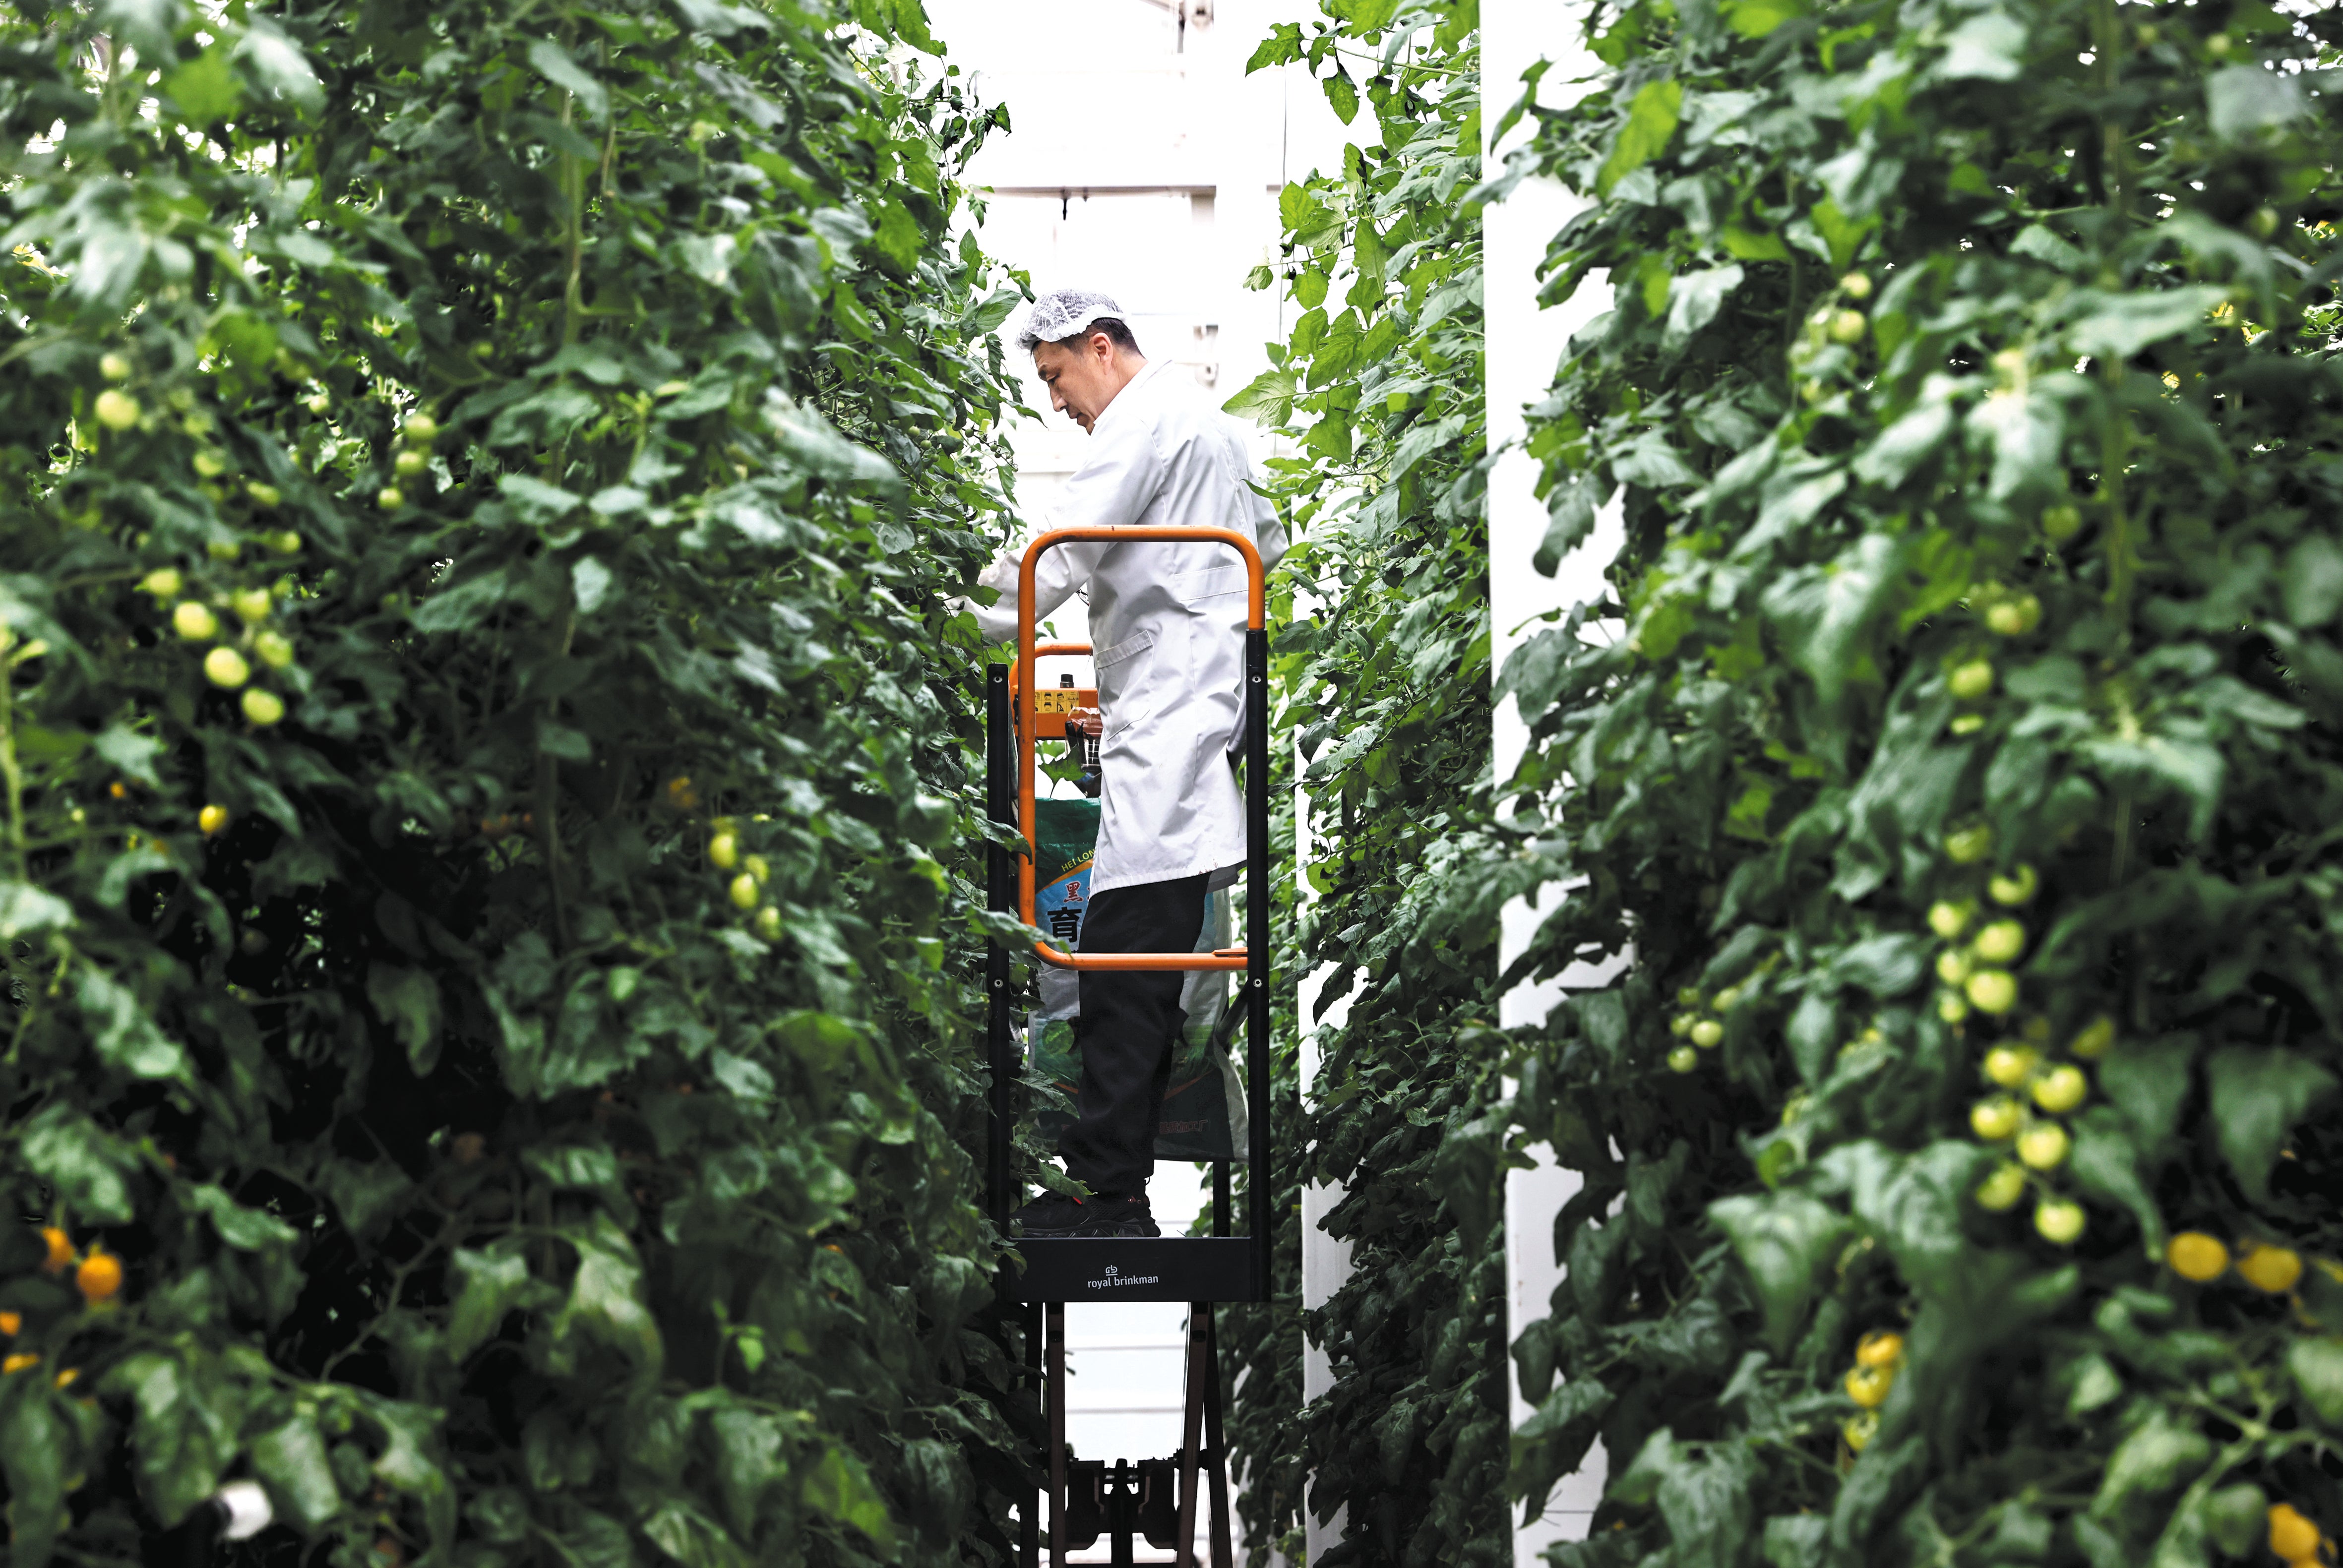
[987,663,1013,1225]
[1022,1301,1042,1568]
[1244,628,1271,1295]
[1048,1304,1067,1565]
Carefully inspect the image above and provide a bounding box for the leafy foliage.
[1227,3,1510,1562]
[1501,0,2343,1561]
[0,0,1031,1562]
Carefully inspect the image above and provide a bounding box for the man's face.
[1032,332,1122,433]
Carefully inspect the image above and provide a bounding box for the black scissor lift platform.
[987,526,1271,1567]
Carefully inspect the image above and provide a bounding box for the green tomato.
[99,351,131,380]
[1973,920,2026,964]
[1937,990,1970,1024]
[93,389,141,430]
[271,530,304,555]
[1945,824,1993,864]
[232,588,272,624]
[2041,503,2082,542]
[1987,864,2038,906]
[192,451,227,478]
[2034,1198,2086,1244]
[404,412,439,443]
[1827,309,1867,345]
[1970,1095,2022,1142]
[1948,659,1995,700]
[709,833,740,869]
[2031,1065,2088,1113]
[753,905,783,940]
[241,688,285,726]
[394,448,429,478]
[1975,1162,2028,1211]
[376,485,404,510]
[1965,968,2018,1015]
[1690,1020,1725,1050]
[173,601,219,641]
[1666,1045,1699,1074]
[253,630,295,670]
[2069,1015,2116,1059]
[246,481,281,509]
[1839,272,1872,301]
[140,568,183,599]
[1936,948,1974,986]
[1982,1045,2037,1088]
[2016,1122,2070,1171]
[1927,900,1973,940]
[1985,595,2040,636]
[729,873,759,910]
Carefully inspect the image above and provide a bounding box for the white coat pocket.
[1093,629,1160,740]
[1166,563,1249,612]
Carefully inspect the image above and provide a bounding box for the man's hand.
[1067,707,1103,738]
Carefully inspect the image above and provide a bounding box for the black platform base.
[1009,1236,1255,1303]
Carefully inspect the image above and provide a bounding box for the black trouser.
[1058,872,1210,1198]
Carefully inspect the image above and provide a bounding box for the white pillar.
[1482,3,1619,1561]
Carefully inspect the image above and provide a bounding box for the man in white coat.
[963,289,1287,1238]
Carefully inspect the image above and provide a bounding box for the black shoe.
[1012,1191,1160,1238]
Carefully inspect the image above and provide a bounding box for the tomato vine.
[0,0,1030,1562]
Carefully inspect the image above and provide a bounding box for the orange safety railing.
[1014,526,1266,971]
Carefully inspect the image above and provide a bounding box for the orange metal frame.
[1015,526,1266,972]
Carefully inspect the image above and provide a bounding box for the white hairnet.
[1016,288,1126,350]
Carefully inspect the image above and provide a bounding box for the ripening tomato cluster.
[2164,1230,2336,1300]
[675,788,786,942]
[1962,1011,2113,1245]
[136,538,303,731]
[0,1226,123,1393]
[1838,1329,1905,1456]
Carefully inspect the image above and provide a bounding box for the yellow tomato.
[242,688,286,726]
[1854,1331,1904,1369]
[0,1311,19,1336]
[2236,1244,2304,1295]
[1845,1363,1894,1408]
[174,601,219,640]
[205,647,251,688]
[199,804,229,836]
[232,588,272,624]
[2270,1505,2321,1563]
[2,1353,38,1375]
[75,1251,122,1303]
[41,1227,73,1272]
[2165,1232,2228,1283]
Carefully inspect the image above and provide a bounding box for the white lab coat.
[965,360,1287,894]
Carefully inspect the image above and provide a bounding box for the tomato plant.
[0,0,1033,1562]
[1502,0,2343,1561]
[1227,2,1507,1562]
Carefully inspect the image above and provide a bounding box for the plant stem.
[0,634,26,881]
